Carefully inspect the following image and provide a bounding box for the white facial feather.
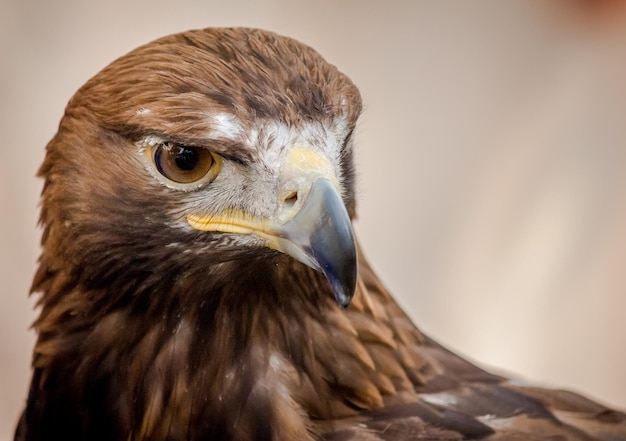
[203,112,349,182]
[202,111,347,189]
[208,112,244,140]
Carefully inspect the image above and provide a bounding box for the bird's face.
[137,114,357,306]
[40,28,362,308]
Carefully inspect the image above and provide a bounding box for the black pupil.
[173,146,199,171]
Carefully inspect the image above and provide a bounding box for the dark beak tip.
[336,292,353,309]
[325,260,357,308]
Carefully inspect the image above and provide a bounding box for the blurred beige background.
[2,1,626,439]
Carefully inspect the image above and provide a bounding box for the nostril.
[283,191,298,208]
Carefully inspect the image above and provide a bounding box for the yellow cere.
[286,147,340,190]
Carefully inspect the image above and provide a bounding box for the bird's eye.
[150,142,216,184]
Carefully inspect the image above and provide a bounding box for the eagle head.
[36,27,362,312]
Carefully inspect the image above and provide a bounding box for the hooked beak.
[186,150,357,308]
[270,178,357,308]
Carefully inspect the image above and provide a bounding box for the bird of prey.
[16,27,626,441]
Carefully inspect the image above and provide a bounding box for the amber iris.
[153,143,214,183]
